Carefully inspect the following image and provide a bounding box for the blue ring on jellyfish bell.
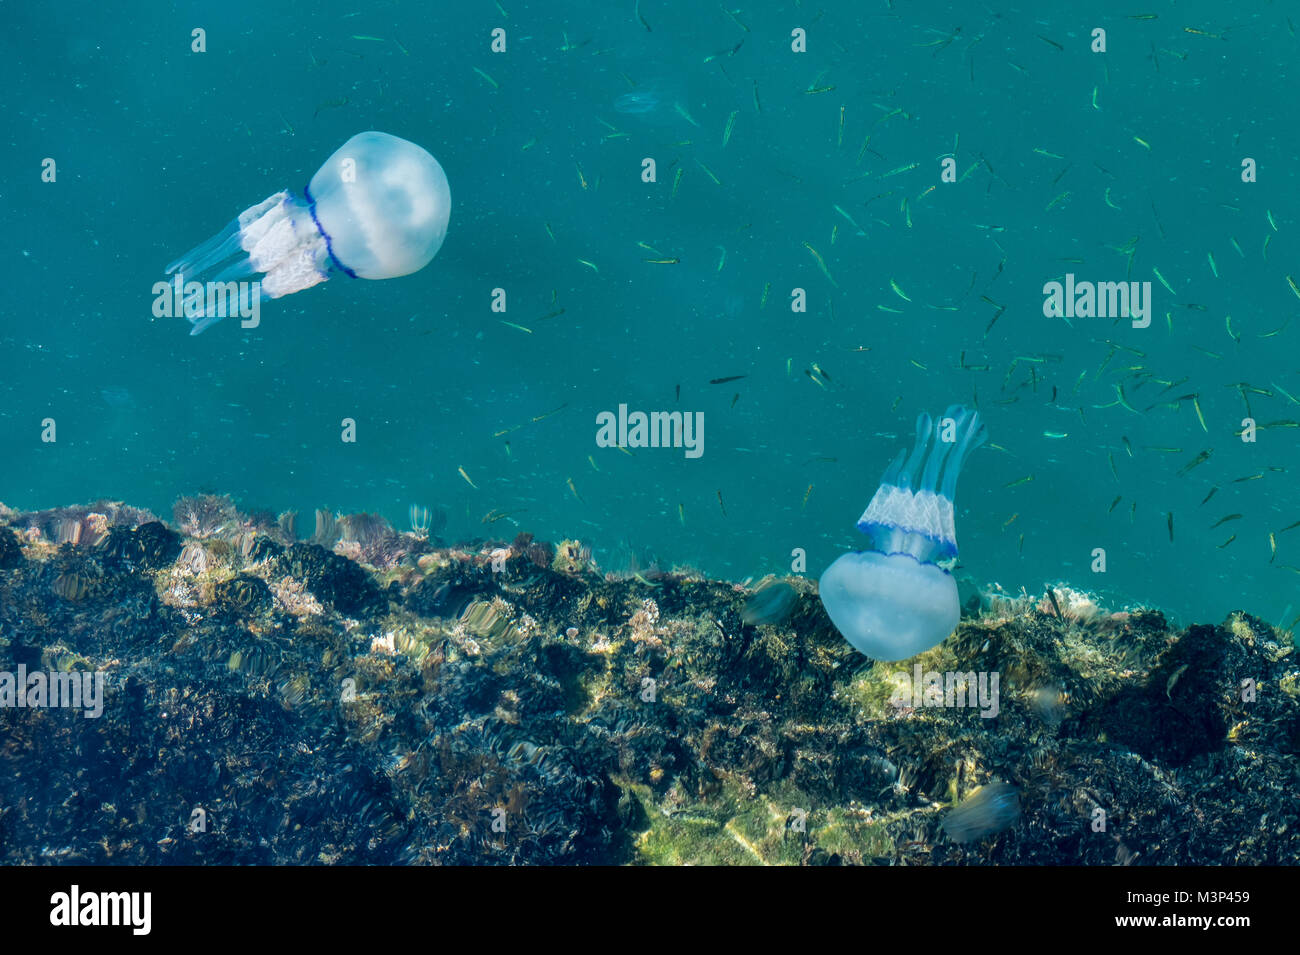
[304,183,358,279]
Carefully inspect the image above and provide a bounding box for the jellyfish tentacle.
[878,447,908,486]
[165,219,242,278]
[855,405,985,564]
[918,415,947,493]
[896,413,932,490]
[938,406,987,500]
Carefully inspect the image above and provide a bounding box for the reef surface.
[0,498,1296,865]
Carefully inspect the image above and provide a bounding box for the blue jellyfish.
[819,405,987,661]
[165,131,450,334]
[613,85,662,114]
[612,77,687,118]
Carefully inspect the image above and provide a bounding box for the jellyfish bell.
[164,131,450,334]
[819,405,987,661]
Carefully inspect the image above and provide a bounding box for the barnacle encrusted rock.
[0,500,1296,865]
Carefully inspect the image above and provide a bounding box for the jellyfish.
[818,405,987,661]
[165,131,450,334]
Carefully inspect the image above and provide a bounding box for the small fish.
[577,258,599,273]
[1201,486,1218,505]
[1003,475,1035,488]
[678,502,685,525]
[1218,535,1236,549]
[890,278,911,302]
[833,204,866,234]
[1166,512,1175,542]
[458,466,478,489]
[696,159,721,184]
[473,66,500,89]
[531,403,568,422]
[674,102,700,127]
[1003,513,1019,528]
[312,96,349,118]
[730,393,740,408]
[710,375,747,385]
[803,242,839,288]
[588,455,600,472]
[1044,190,1071,212]
[499,320,532,334]
[1193,395,1207,432]
[1210,514,1242,529]
[881,162,919,178]
[801,484,814,508]
[1177,449,1212,476]
[1109,495,1122,513]
[1270,533,1278,562]
[1152,266,1175,294]
[722,110,738,147]
[717,490,727,517]
[568,477,582,501]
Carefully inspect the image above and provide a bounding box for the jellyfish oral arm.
[166,190,332,298]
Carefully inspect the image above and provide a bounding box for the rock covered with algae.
[0,500,1297,865]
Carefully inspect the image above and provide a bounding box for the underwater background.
[4,0,1300,630]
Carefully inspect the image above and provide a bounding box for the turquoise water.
[3,0,1298,626]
